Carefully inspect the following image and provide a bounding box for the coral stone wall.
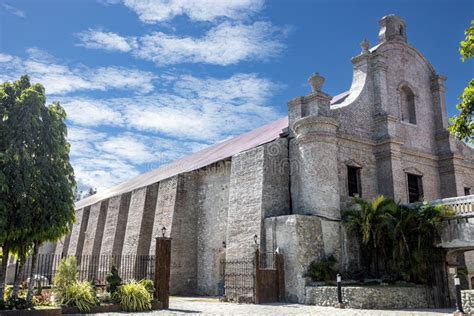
[462,290,474,314]
[305,286,432,309]
[196,161,231,295]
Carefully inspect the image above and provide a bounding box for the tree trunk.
[0,242,11,304]
[11,252,26,300]
[373,247,380,277]
[26,242,39,303]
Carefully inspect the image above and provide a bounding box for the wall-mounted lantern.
[222,241,226,249]
[254,234,258,245]
[162,226,166,238]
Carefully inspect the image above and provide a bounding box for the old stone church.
[50,15,474,302]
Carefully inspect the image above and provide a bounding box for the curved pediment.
[375,40,437,76]
[345,159,363,168]
[403,166,423,176]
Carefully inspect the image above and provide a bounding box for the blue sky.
[0,0,472,193]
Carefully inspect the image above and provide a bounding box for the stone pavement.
[80,296,454,315]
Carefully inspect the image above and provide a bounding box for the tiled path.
[79,296,454,315]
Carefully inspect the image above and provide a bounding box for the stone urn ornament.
[308,72,325,92]
[360,39,370,53]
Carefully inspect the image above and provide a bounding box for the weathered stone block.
[67,207,90,257]
[149,176,178,256]
[122,187,147,256]
[100,195,122,256]
[264,215,327,303]
[82,200,108,256]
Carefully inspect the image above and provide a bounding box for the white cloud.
[68,127,140,191]
[77,21,286,66]
[68,126,208,191]
[137,22,284,66]
[61,73,281,141]
[68,126,107,158]
[59,72,281,191]
[77,29,137,52]
[1,3,25,18]
[101,134,157,164]
[73,155,140,192]
[0,49,156,94]
[108,0,264,23]
[0,53,14,63]
[62,99,124,126]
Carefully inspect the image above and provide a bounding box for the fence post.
[155,236,171,309]
[255,249,260,304]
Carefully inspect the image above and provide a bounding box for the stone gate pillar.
[155,236,171,309]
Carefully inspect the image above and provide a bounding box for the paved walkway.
[81,296,454,315]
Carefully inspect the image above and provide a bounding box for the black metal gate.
[221,257,255,303]
[14,254,155,287]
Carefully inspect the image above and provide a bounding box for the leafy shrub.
[115,280,152,312]
[305,255,337,283]
[342,268,368,282]
[3,285,27,301]
[381,272,403,284]
[98,292,112,304]
[106,264,122,296]
[63,281,98,312]
[3,285,28,309]
[3,285,12,301]
[5,297,30,310]
[32,292,53,306]
[53,257,78,302]
[139,279,155,297]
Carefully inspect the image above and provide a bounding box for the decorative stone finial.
[360,39,370,53]
[308,72,325,92]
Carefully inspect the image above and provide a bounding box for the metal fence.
[13,254,155,287]
[222,257,255,303]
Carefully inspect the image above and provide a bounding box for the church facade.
[51,15,474,303]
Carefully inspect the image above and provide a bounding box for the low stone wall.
[305,286,432,309]
[461,290,474,314]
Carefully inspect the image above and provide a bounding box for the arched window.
[400,86,416,124]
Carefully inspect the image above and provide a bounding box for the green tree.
[391,203,452,284]
[449,20,474,143]
[0,76,76,304]
[344,196,453,284]
[344,196,398,276]
[87,187,97,197]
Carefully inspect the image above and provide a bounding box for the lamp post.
[337,274,342,303]
[454,274,464,314]
[336,273,345,308]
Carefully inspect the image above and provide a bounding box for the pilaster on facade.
[431,74,449,135]
[370,53,390,117]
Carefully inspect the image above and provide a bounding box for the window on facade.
[347,166,361,197]
[400,86,416,124]
[465,187,471,196]
[407,173,423,203]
